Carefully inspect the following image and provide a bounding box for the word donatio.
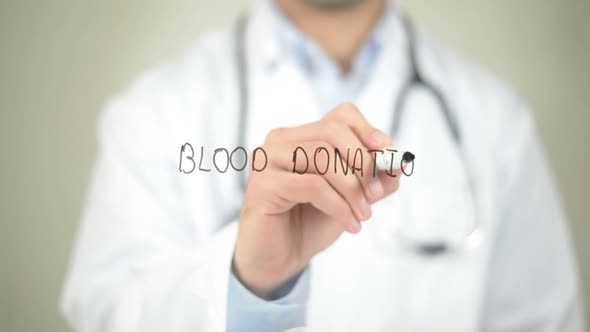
[178,143,415,177]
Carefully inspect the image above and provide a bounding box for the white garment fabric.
[60,1,585,331]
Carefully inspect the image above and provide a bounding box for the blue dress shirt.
[226,1,393,331]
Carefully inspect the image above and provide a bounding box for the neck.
[275,0,385,73]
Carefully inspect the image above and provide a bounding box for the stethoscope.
[232,13,480,255]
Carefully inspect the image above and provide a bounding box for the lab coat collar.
[245,2,278,70]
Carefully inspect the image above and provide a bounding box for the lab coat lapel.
[245,3,320,149]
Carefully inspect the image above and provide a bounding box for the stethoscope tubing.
[232,13,479,255]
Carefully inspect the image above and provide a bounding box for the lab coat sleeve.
[227,268,310,332]
[480,102,586,331]
[60,64,239,331]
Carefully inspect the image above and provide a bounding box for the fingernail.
[358,197,372,220]
[368,178,384,199]
[371,131,391,147]
[351,219,362,233]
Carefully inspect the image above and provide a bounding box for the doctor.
[61,0,585,331]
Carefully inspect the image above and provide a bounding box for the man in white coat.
[61,0,585,331]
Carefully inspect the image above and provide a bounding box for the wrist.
[231,254,304,300]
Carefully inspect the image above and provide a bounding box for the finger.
[378,168,402,198]
[264,123,385,203]
[264,142,372,222]
[255,170,361,233]
[325,102,393,149]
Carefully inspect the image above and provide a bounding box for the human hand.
[233,103,401,299]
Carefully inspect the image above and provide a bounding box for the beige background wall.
[1,1,588,331]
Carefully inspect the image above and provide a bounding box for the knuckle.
[264,127,283,142]
[339,176,362,201]
[326,104,347,120]
[322,121,346,142]
[322,118,342,131]
[339,102,359,114]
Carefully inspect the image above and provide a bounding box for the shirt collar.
[249,0,402,72]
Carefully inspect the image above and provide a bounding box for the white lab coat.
[61,3,584,332]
